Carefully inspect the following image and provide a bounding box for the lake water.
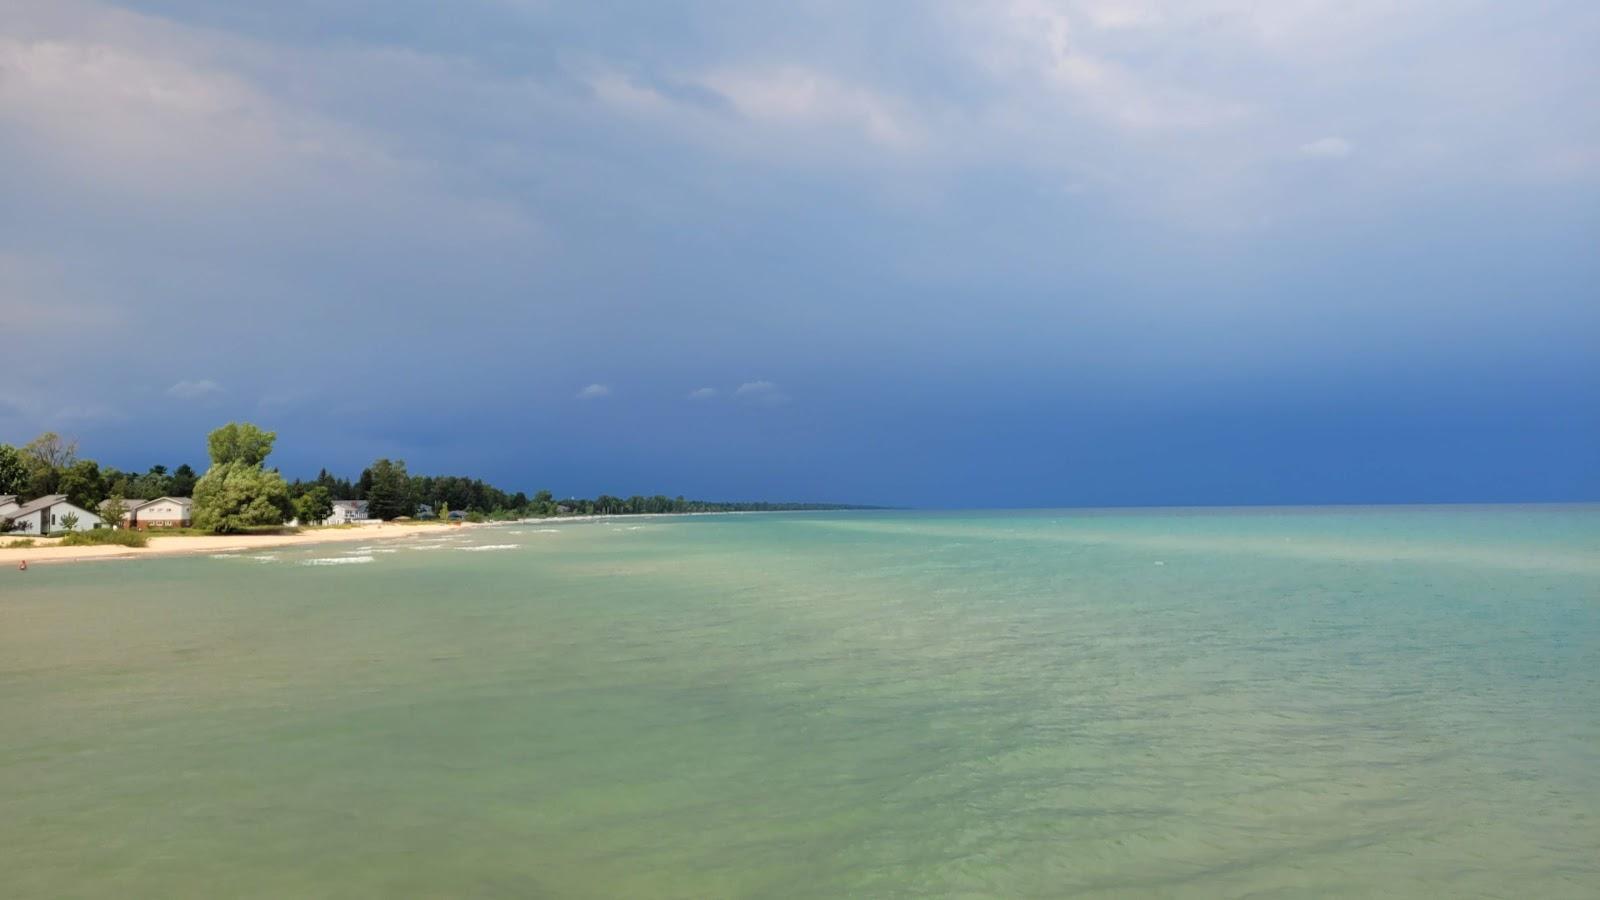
[3,507,1597,897]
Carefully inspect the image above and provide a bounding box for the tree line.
[0,433,197,510]
[3,422,873,534]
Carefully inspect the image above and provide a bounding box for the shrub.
[3,538,35,549]
[59,529,148,548]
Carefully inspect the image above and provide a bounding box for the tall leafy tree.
[206,422,276,467]
[22,431,76,471]
[58,460,106,510]
[193,465,292,533]
[21,431,76,498]
[0,444,26,496]
[193,422,291,533]
[294,486,334,526]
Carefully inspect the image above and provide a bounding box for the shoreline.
[0,510,758,569]
[0,522,487,569]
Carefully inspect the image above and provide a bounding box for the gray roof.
[6,494,88,518]
[143,496,193,509]
[100,497,151,512]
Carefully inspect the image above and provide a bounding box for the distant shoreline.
[0,509,829,570]
[0,521,488,569]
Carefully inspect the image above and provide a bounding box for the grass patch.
[3,538,36,549]
[59,529,149,548]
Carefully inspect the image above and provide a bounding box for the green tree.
[22,431,76,497]
[193,422,291,533]
[294,486,334,526]
[364,458,414,520]
[0,444,26,496]
[206,422,276,467]
[193,463,292,533]
[101,494,129,529]
[169,464,198,497]
[58,459,106,510]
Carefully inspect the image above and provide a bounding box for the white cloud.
[167,378,224,400]
[698,66,921,148]
[687,387,718,400]
[1299,137,1353,159]
[733,380,790,406]
[576,383,611,400]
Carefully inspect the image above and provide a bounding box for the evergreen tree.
[364,458,414,520]
[168,464,198,497]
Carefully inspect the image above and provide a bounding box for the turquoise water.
[2,507,1598,897]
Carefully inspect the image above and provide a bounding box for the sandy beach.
[0,522,480,568]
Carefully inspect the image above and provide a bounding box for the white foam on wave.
[210,553,242,559]
[301,555,375,566]
[456,544,517,552]
[251,555,278,563]
[536,528,561,533]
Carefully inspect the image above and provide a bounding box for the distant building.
[447,509,469,521]
[4,495,104,535]
[135,497,193,528]
[97,496,194,528]
[416,504,435,520]
[326,500,370,525]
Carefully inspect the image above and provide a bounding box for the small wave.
[456,544,517,552]
[210,553,242,559]
[251,555,278,563]
[370,548,399,554]
[301,556,375,566]
[536,528,561,533]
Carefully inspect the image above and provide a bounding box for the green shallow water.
[2,507,1598,898]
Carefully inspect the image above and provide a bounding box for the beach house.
[326,500,370,525]
[2,495,104,534]
[97,496,195,528]
[135,497,193,528]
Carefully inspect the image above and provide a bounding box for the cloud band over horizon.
[0,0,1595,505]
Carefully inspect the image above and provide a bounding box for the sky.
[2,0,1597,507]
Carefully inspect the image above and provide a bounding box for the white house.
[325,500,370,525]
[134,497,193,528]
[3,495,104,535]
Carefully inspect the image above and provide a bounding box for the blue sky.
[2,0,1596,506]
